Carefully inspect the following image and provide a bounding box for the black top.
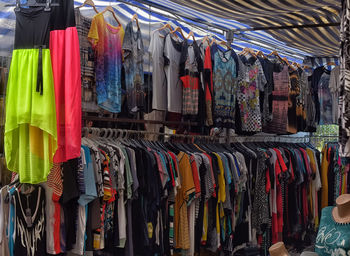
[311,66,325,124]
[14,186,46,256]
[37,0,76,30]
[14,7,51,49]
[50,0,76,30]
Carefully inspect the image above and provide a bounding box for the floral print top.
[237,57,267,132]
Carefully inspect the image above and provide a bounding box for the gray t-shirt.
[164,33,183,113]
[148,29,169,111]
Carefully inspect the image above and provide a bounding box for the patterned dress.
[266,65,290,134]
[213,49,237,128]
[237,58,267,132]
[287,68,300,134]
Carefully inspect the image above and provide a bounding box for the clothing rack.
[227,134,310,143]
[83,127,218,142]
[82,115,198,129]
[83,127,314,143]
[310,135,339,149]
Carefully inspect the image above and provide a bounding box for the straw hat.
[332,194,350,224]
[269,242,289,256]
[300,252,318,256]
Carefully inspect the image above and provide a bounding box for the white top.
[149,29,170,111]
[164,33,183,113]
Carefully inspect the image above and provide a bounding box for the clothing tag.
[147,222,153,239]
[137,39,141,50]
[93,233,101,249]
[25,208,32,228]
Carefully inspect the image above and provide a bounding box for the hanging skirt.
[50,26,81,163]
[5,48,58,184]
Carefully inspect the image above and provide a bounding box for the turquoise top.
[315,206,350,255]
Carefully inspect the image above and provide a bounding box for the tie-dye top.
[88,13,124,113]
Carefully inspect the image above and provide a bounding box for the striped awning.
[0,0,311,63]
[140,0,341,57]
[0,0,339,62]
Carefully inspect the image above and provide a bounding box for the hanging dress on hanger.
[287,68,300,134]
[5,6,57,184]
[123,20,145,113]
[75,7,98,113]
[88,12,125,114]
[49,0,82,163]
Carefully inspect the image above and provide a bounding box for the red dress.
[49,0,81,163]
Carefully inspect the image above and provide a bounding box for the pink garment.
[272,149,287,243]
[50,27,81,162]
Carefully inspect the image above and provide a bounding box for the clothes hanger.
[173,135,190,153]
[170,26,185,39]
[131,13,140,29]
[186,31,196,41]
[247,48,257,58]
[219,40,231,50]
[239,47,249,55]
[78,0,98,13]
[268,50,279,57]
[19,183,36,195]
[209,37,217,46]
[164,138,180,154]
[268,50,284,63]
[13,0,59,12]
[292,61,301,69]
[101,5,121,26]
[302,65,312,71]
[282,57,295,70]
[256,50,266,59]
[282,57,289,65]
[326,61,336,66]
[158,23,173,32]
[202,35,210,45]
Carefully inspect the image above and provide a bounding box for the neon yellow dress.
[5,7,57,184]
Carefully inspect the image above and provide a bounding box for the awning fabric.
[141,0,341,57]
[0,0,340,62]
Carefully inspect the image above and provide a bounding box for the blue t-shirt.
[78,146,97,206]
[315,206,350,255]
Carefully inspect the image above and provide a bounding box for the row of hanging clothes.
[0,128,345,256]
[147,21,340,135]
[320,141,350,209]
[77,0,340,136]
